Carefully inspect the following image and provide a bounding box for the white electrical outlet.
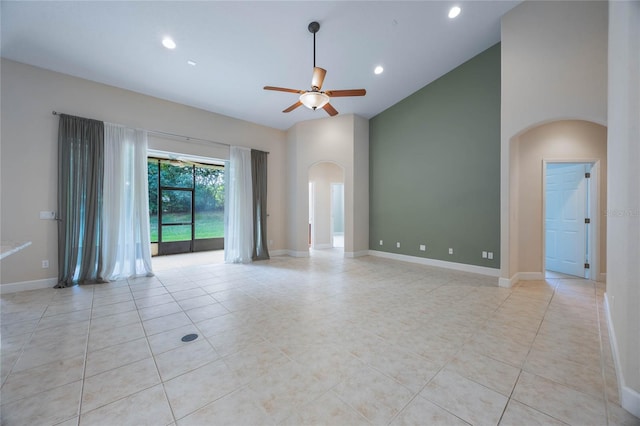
[419,244,426,251]
[396,242,400,248]
[449,248,453,255]
[39,211,56,220]
[488,252,494,260]
[482,251,488,258]
[379,240,383,246]
[42,260,49,268]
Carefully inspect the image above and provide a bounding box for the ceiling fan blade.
[322,103,338,117]
[264,86,305,94]
[283,101,303,113]
[325,89,367,97]
[311,67,327,91]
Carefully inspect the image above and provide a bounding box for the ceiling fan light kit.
[264,21,366,117]
[300,91,330,110]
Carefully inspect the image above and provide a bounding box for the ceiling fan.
[264,21,366,117]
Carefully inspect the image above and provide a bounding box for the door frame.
[158,186,195,255]
[308,181,315,247]
[542,159,601,280]
[151,156,225,256]
[330,182,345,248]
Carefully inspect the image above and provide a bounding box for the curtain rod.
[51,111,268,154]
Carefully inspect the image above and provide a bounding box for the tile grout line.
[387,285,509,426]
[593,281,611,425]
[0,289,58,389]
[520,279,612,424]
[497,369,524,425]
[497,278,576,426]
[462,285,520,425]
[77,279,175,422]
[149,273,257,424]
[83,277,193,423]
[500,277,557,424]
[76,283,96,425]
[139,276,181,425]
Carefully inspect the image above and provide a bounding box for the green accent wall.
[369,43,501,268]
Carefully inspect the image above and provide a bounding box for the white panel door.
[545,163,588,277]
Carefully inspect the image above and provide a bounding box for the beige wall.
[0,59,287,287]
[352,115,370,256]
[286,114,369,257]
[514,120,607,275]
[309,162,344,248]
[606,0,640,414]
[500,1,608,282]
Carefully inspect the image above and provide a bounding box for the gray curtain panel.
[251,149,270,260]
[56,114,105,287]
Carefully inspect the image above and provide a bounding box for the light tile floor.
[1,250,639,425]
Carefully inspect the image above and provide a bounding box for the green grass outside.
[150,211,224,242]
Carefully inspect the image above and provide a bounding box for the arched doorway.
[308,162,345,251]
[507,120,607,283]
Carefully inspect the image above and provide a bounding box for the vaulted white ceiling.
[1,1,519,130]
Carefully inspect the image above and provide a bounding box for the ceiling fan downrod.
[308,21,320,68]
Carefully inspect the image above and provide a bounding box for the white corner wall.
[500,0,608,284]
[286,114,369,257]
[352,115,370,257]
[502,0,639,415]
[606,0,640,417]
[0,59,287,288]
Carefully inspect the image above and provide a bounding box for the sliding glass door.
[148,158,224,256]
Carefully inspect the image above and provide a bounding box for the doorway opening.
[148,155,225,256]
[308,162,345,252]
[544,161,597,279]
[331,183,345,248]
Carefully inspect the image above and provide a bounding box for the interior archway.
[507,119,607,283]
[308,161,345,253]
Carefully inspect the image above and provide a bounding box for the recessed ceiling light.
[162,37,176,50]
[448,6,461,19]
[374,65,384,75]
[187,60,197,66]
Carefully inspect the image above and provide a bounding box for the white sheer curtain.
[101,123,153,279]
[225,146,254,263]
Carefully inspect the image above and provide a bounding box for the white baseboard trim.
[287,250,310,258]
[0,277,57,294]
[345,250,368,259]
[517,271,545,281]
[313,243,332,250]
[604,292,640,418]
[499,277,514,288]
[268,249,288,257]
[368,250,500,277]
[499,272,545,288]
